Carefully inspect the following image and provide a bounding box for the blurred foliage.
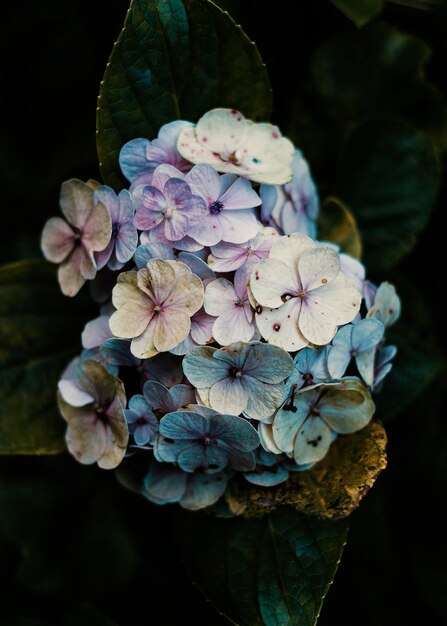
[1,0,447,624]
[0,261,94,454]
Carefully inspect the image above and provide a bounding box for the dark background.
[1,1,446,624]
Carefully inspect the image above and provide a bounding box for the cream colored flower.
[109,259,204,358]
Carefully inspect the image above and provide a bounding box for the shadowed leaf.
[0,260,93,454]
[97,0,272,189]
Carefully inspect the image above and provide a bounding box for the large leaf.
[335,120,439,272]
[0,260,93,454]
[97,0,272,189]
[311,23,447,151]
[226,421,387,520]
[329,0,384,26]
[176,508,349,626]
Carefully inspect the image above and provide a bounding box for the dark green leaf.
[335,120,439,272]
[330,0,384,27]
[311,23,447,150]
[175,509,348,626]
[97,0,272,189]
[0,260,93,454]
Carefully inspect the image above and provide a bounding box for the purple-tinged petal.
[41,217,75,263]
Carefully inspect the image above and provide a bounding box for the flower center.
[210,200,224,215]
[202,436,217,446]
[229,367,242,378]
[234,299,244,307]
[302,372,314,386]
[111,222,120,238]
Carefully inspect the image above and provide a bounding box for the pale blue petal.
[101,338,139,367]
[143,463,187,504]
[318,378,375,434]
[356,347,377,386]
[134,423,157,446]
[178,444,228,473]
[134,242,176,269]
[241,376,285,421]
[154,436,190,463]
[352,318,385,352]
[120,138,152,182]
[183,347,230,387]
[210,414,259,452]
[159,411,209,440]
[178,251,215,282]
[293,416,332,465]
[180,472,228,510]
[241,342,294,383]
[168,384,196,411]
[272,388,317,454]
[143,381,172,412]
[209,376,248,415]
[141,352,183,387]
[226,449,256,472]
[212,342,251,369]
[128,394,151,416]
[244,465,289,486]
[327,343,352,379]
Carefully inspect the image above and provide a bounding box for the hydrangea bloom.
[109,259,204,358]
[327,318,385,386]
[250,233,361,351]
[260,150,319,238]
[183,342,293,420]
[126,381,195,447]
[273,378,375,464]
[47,106,400,513]
[285,346,330,396]
[155,405,259,472]
[41,179,112,296]
[57,360,128,469]
[119,121,193,185]
[94,186,137,270]
[177,108,295,184]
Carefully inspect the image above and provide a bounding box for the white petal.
[255,299,308,352]
[250,258,297,308]
[194,108,249,155]
[298,247,340,292]
[270,233,316,272]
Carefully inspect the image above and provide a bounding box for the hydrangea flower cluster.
[42,108,400,512]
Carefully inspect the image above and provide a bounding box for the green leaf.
[97,0,272,189]
[311,23,447,151]
[175,508,349,626]
[335,120,439,272]
[330,0,384,27]
[0,260,93,455]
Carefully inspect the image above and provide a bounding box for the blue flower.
[142,459,229,510]
[244,447,315,487]
[366,281,401,328]
[154,405,259,473]
[273,377,375,465]
[182,341,294,420]
[285,346,330,396]
[373,344,397,390]
[327,318,385,386]
[125,395,159,446]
